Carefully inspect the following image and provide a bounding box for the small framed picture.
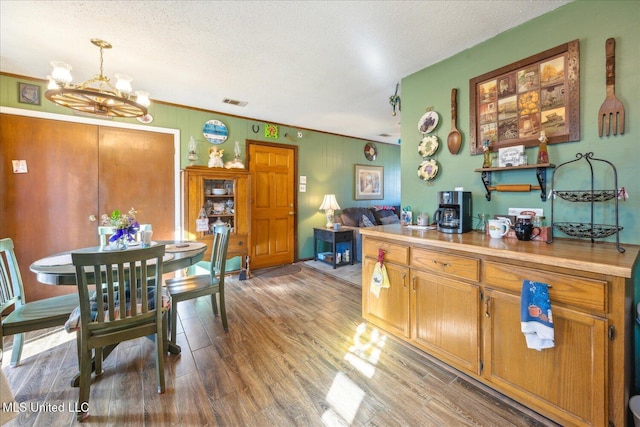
[355,164,384,200]
[18,82,41,105]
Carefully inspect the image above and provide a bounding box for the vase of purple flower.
[101,208,140,250]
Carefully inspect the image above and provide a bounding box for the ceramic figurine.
[208,146,224,168]
[482,139,491,168]
[537,132,549,164]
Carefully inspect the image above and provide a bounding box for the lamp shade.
[319,194,340,211]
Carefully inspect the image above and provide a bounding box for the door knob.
[89,215,97,222]
[289,211,295,215]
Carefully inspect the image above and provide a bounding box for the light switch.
[12,160,28,173]
[299,176,307,184]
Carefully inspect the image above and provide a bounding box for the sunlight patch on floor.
[321,322,388,425]
[345,322,386,378]
[322,372,365,426]
[1,327,75,368]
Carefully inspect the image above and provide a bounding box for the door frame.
[246,139,299,264]
[0,106,182,238]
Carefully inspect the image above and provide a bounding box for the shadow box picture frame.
[469,39,580,155]
[18,82,41,105]
[355,164,384,200]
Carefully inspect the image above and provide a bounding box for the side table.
[313,227,354,269]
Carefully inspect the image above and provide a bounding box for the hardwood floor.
[2,264,558,426]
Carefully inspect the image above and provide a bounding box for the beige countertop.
[359,224,640,278]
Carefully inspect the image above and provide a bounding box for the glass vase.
[116,233,130,250]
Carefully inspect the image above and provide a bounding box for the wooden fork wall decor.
[598,38,625,137]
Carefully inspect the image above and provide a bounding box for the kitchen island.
[360,224,639,427]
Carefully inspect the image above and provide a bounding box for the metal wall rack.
[547,152,624,253]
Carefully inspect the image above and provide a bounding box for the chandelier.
[45,38,150,118]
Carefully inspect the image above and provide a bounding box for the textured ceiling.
[0,1,571,144]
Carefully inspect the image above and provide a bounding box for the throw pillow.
[372,208,399,224]
[380,215,400,225]
[360,214,375,227]
[341,207,376,227]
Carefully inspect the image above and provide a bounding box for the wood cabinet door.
[411,269,480,374]
[98,127,175,240]
[362,257,410,338]
[483,288,607,426]
[0,114,99,301]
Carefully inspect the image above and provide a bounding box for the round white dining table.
[30,240,207,286]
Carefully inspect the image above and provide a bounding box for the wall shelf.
[474,163,555,201]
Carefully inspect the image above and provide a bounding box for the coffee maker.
[434,191,472,233]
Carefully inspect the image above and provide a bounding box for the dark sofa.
[335,206,400,262]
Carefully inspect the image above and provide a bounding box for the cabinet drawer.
[485,262,607,314]
[363,238,409,265]
[228,233,249,257]
[411,248,479,282]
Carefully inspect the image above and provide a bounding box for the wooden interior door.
[98,127,175,240]
[248,142,296,269]
[0,114,99,300]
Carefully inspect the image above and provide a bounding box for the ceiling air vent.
[378,133,392,137]
[222,98,248,107]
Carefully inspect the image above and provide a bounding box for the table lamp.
[319,194,340,228]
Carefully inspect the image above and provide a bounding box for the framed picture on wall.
[469,39,580,155]
[18,82,41,105]
[355,164,384,200]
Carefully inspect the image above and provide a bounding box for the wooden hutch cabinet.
[181,166,250,275]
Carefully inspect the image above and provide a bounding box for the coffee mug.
[488,219,509,238]
[417,212,429,226]
[513,222,541,241]
[496,216,513,226]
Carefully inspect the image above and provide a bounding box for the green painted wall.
[400,0,640,394]
[1,75,401,261]
[401,0,639,246]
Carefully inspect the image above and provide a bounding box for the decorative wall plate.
[418,111,439,134]
[203,119,229,144]
[418,135,439,157]
[417,159,439,181]
[137,114,154,124]
[364,142,377,161]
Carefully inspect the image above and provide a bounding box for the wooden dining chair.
[165,226,230,347]
[70,244,168,421]
[0,238,79,366]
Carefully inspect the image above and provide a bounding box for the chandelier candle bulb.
[135,91,150,106]
[50,61,72,85]
[115,74,133,94]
